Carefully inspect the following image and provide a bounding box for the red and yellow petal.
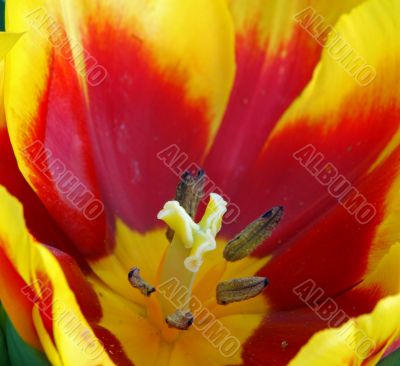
[0,31,58,351]
[4,0,235,259]
[204,0,366,189]
[0,185,115,365]
[0,127,88,265]
[212,0,400,295]
[254,0,400,305]
[0,38,87,266]
[289,293,400,365]
[243,241,400,365]
[0,244,41,350]
[217,0,400,362]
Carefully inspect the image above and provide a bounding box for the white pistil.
[157,193,227,273]
[157,193,227,319]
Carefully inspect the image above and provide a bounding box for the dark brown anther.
[223,206,284,261]
[165,309,194,330]
[166,169,205,241]
[216,276,269,305]
[128,267,155,297]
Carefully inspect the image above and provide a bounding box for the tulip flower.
[0,0,400,365]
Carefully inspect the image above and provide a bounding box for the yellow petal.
[227,0,366,52]
[271,0,400,134]
[289,294,400,366]
[0,185,114,365]
[0,32,21,59]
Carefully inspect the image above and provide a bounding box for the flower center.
[128,170,284,331]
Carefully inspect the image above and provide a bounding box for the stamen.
[152,171,283,330]
[176,170,205,218]
[128,267,156,297]
[223,206,284,262]
[166,170,205,241]
[165,310,194,330]
[216,277,269,305]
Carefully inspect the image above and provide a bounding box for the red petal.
[0,127,88,267]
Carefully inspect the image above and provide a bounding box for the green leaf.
[378,347,400,366]
[0,303,51,366]
[0,0,4,32]
[0,324,11,366]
